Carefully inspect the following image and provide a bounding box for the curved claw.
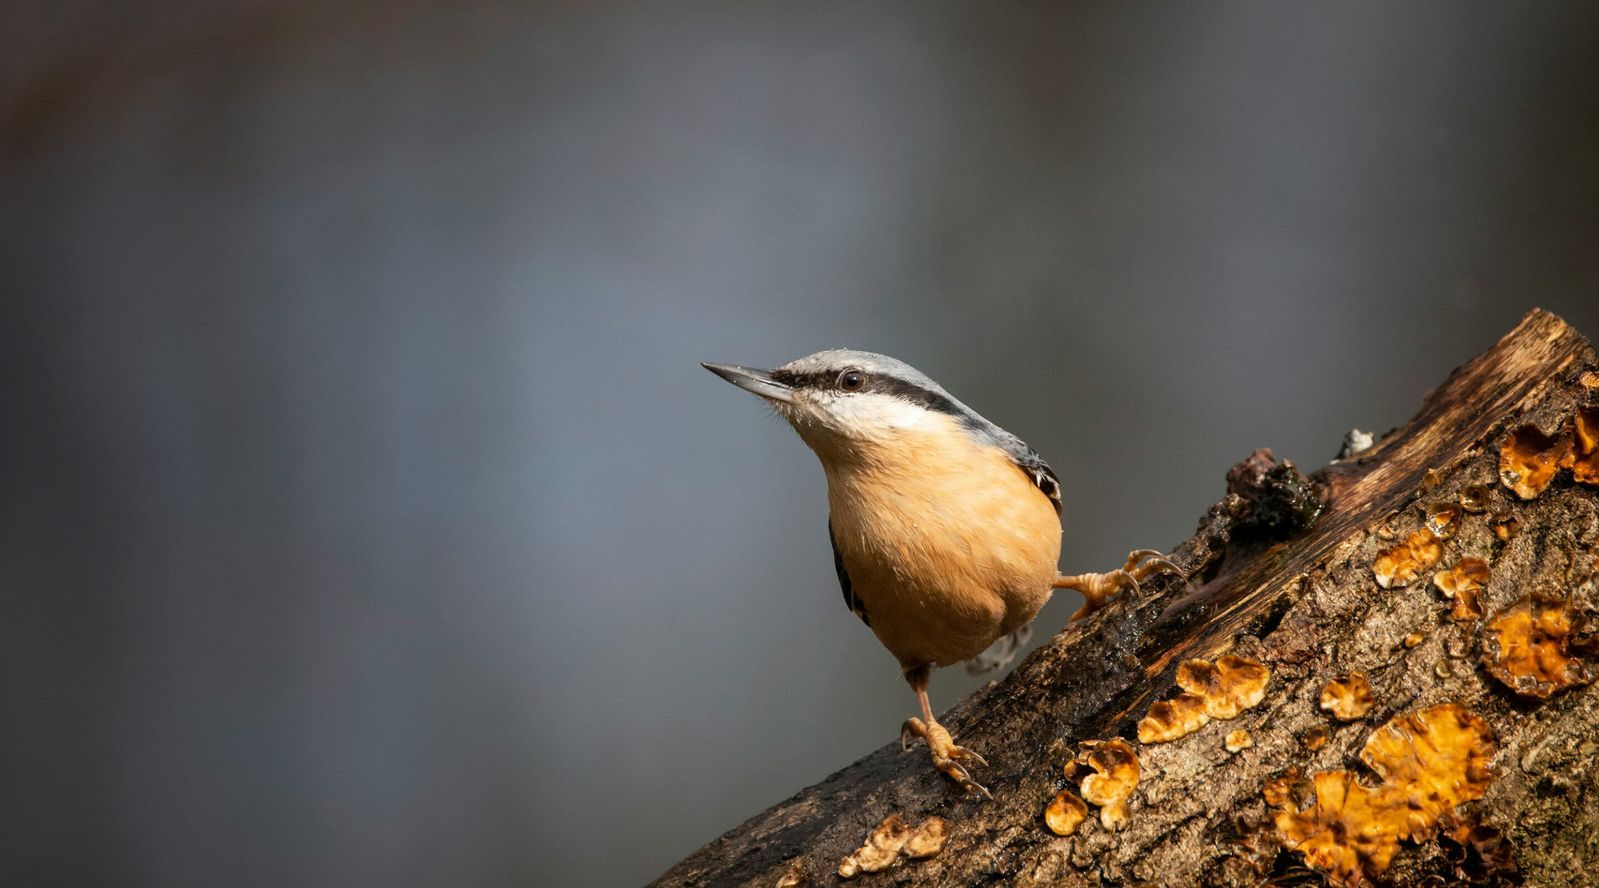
[904,716,993,798]
[1112,568,1141,596]
[948,744,988,768]
[1096,568,1142,604]
[1060,549,1183,621]
[900,717,923,752]
[1128,551,1183,582]
[1122,548,1165,568]
[932,754,993,800]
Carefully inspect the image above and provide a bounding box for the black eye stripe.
[769,369,832,388]
[769,367,975,424]
[866,377,969,419]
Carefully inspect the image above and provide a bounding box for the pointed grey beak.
[701,362,795,403]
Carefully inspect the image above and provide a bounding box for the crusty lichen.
[1138,655,1270,743]
[1271,704,1496,886]
[1481,597,1597,699]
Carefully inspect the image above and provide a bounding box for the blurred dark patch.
[3,2,1598,886]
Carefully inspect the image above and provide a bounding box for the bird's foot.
[1056,549,1183,621]
[901,717,993,799]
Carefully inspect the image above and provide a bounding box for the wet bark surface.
[655,310,1599,888]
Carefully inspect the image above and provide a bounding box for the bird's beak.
[701,362,795,404]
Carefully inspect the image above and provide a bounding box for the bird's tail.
[964,624,1032,676]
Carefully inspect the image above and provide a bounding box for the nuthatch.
[704,350,1179,798]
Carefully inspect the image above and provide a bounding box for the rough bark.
[656,309,1599,888]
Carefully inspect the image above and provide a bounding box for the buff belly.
[824,428,1063,669]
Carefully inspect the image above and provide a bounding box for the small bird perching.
[704,350,1178,799]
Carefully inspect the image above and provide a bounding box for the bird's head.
[702,349,990,465]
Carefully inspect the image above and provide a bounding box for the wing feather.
[828,519,869,626]
[1014,451,1062,515]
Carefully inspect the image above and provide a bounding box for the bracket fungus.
[1270,704,1496,886]
[1489,512,1519,541]
[1458,483,1492,514]
[1070,738,1141,831]
[1300,726,1330,751]
[1499,423,1573,500]
[1045,738,1142,835]
[1319,672,1374,722]
[1424,502,1463,540]
[1225,729,1254,753]
[1373,529,1444,589]
[1441,811,1518,884]
[1496,410,1599,499]
[1481,597,1597,699]
[1360,706,1496,834]
[1575,406,1599,486]
[1263,767,1311,811]
[773,859,806,888]
[901,817,949,859]
[1433,557,1491,623]
[837,814,949,879]
[1177,655,1272,719]
[1138,655,1270,743]
[1137,692,1210,744]
[837,814,910,877]
[1044,790,1087,837]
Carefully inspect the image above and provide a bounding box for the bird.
[702,350,1179,798]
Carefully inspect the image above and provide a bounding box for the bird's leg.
[899,664,993,799]
[1055,548,1183,621]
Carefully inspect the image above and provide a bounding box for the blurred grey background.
[4,2,1598,886]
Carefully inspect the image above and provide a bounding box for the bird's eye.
[837,369,865,391]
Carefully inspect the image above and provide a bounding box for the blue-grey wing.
[829,519,869,626]
[1014,450,1062,516]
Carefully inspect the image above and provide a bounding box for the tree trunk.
[655,309,1599,888]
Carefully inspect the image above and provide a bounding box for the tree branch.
[657,309,1599,887]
